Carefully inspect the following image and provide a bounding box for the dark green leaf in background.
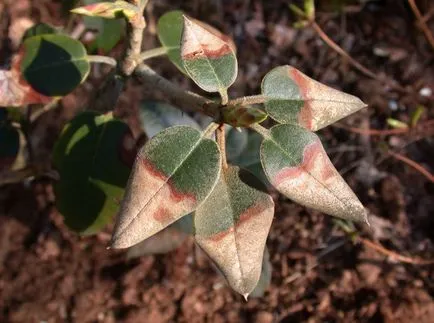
[21,34,90,96]
[53,112,132,234]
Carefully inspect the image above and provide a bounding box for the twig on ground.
[388,150,434,182]
[311,21,409,93]
[408,0,434,51]
[357,236,434,265]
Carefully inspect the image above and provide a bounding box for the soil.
[1,0,434,322]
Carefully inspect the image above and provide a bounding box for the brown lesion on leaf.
[181,16,233,61]
[288,67,314,130]
[273,140,335,187]
[207,203,272,242]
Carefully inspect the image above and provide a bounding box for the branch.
[133,64,220,119]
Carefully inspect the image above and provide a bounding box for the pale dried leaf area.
[181,16,232,60]
[271,140,366,222]
[111,158,197,248]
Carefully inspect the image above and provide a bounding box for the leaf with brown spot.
[261,124,367,222]
[181,15,237,93]
[111,126,221,249]
[194,166,274,297]
[262,65,366,131]
[71,1,138,20]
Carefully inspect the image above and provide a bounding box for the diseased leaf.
[126,217,190,258]
[250,247,272,298]
[222,105,267,128]
[111,125,221,249]
[21,34,90,96]
[0,52,51,107]
[181,15,237,93]
[82,0,125,54]
[262,65,366,131]
[261,124,367,222]
[22,23,58,41]
[53,112,133,234]
[139,100,200,138]
[194,166,274,297]
[71,1,138,20]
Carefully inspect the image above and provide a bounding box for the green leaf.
[262,66,366,131]
[22,23,58,41]
[21,34,90,96]
[386,118,408,129]
[226,126,248,162]
[250,247,272,298]
[71,1,138,20]
[111,125,221,248]
[181,15,238,93]
[261,124,367,222]
[53,112,132,234]
[230,131,268,185]
[157,10,186,73]
[194,166,274,298]
[139,100,200,138]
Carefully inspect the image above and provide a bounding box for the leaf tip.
[243,293,249,301]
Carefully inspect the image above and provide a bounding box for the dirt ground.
[1,0,434,322]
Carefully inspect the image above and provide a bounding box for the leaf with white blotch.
[194,166,274,297]
[139,101,200,138]
[21,34,90,97]
[0,52,51,107]
[262,66,366,131]
[111,126,221,249]
[250,247,272,298]
[261,124,367,222]
[71,1,138,20]
[181,15,237,93]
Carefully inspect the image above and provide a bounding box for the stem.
[203,122,219,138]
[121,2,146,77]
[136,46,167,63]
[219,88,229,105]
[249,123,270,139]
[216,124,228,170]
[227,94,266,106]
[30,98,61,123]
[311,21,408,93]
[408,0,434,51]
[134,64,220,119]
[87,55,117,67]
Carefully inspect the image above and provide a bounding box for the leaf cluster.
[0,1,368,298]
